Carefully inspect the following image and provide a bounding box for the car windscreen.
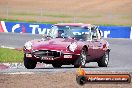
[48,25,91,40]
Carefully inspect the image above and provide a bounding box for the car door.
[92,39,104,58]
[89,27,104,59]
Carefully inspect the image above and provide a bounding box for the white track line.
[0,45,15,49]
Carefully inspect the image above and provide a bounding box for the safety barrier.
[0,21,132,39]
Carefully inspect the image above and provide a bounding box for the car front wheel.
[97,51,109,67]
[24,57,37,69]
[74,48,87,68]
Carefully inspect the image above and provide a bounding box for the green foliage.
[0,48,24,62]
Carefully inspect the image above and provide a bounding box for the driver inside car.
[91,27,97,39]
[57,30,64,38]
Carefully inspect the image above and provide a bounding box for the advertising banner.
[0,21,131,39]
[99,26,131,38]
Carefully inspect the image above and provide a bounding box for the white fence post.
[6,5,9,20]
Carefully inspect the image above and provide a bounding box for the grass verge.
[0,48,24,63]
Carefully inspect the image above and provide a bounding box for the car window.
[49,25,92,40]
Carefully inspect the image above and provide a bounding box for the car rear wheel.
[97,51,109,67]
[52,63,62,68]
[24,57,37,69]
[74,48,87,68]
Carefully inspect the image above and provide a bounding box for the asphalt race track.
[0,32,132,73]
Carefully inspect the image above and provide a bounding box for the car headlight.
[24,41,32,50]
[68,42,77,52]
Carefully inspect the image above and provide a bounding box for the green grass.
[0,18,38,23]
[0,48,24,62]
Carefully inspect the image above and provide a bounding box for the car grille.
[33,50,61,58]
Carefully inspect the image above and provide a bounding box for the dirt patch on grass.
[0,0,132,25]
[0,72,132,88]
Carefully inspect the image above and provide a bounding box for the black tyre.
[76,76,87,85]
[74,48,87,68]
[97,51,109,67]
[52,63,62,68]
[24,57,37,69]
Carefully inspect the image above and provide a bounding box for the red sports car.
[23,23,110,69]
